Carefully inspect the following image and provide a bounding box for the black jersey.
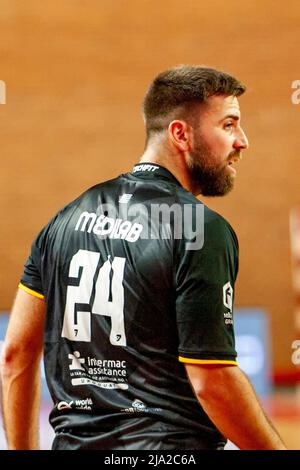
[20,163,239,450]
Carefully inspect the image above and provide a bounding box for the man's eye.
[224,122,234,129]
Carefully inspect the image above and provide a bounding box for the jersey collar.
[131,163,182,187]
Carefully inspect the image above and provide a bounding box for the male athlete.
[1,65,286,450]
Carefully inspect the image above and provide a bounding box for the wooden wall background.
[0,0,299,372]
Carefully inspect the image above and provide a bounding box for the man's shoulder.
[173,188,238,251]
[175,187,235,230]
[203,205,238,249]
[204,205,233,230]
[57,175,122,214]
[36,176,122,234]
[76,175,123,200]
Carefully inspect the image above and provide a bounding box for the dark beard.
[188,136,236,196]
[189,159,234,196]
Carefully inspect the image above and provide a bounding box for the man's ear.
[168,120,193,152]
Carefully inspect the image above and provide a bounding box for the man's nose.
[234,127,249,150]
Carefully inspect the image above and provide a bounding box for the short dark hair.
[143,65,246,141]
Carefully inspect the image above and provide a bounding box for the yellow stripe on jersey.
[178,356,238,366]
[18,282,45,300]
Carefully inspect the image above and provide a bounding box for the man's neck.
[139,146,197,195]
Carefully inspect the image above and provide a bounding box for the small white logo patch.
[120,398,162,414]
[223,282,233,312]
[68,351,85,370]
[132,399,146,411]
[119,194,133,204]
[132,164,159,173]
[57,397,93,411]
[57,400,73,410]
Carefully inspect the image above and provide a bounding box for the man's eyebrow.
[220,114,240,122]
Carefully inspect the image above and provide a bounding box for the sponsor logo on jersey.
[132,164,159,173]
[74,202,204,250]
[67,351,129,390]
[223,282,234,325]
[132,399,146,411]
[75,211,143,242]
[57,397,93,411]
[119,193,133,204]
[223,282,233,312]
[121,398,161,414]
[57,400,73,410]
[68,351,85,370]
[223,311,233,325]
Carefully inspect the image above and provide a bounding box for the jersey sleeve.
[175,209,239,365]
[19,218,55,300]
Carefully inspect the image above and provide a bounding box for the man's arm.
[185,363,286,450]
[0,289,45,450]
